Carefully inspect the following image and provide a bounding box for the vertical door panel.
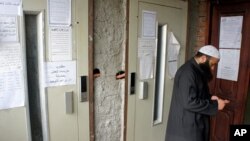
[0,108,29,141]
[44,0,90,140]
[47,87,78,141]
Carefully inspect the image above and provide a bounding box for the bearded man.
[165,45,229,141]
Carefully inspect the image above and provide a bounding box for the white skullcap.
[198,45,220,59]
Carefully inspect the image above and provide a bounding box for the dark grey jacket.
[165,58,218,141]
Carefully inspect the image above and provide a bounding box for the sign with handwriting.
[0,70,25,110]
[0,16,18,42]
[0,43,22,71]
[0,0,21,16]
[45,61,76,87]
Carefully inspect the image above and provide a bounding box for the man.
[165,45,229,141]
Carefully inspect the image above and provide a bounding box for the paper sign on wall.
[142,10,156,38]
[0,0,21,16]
[138,38,156,80]
[217,49,240,81]
[45,61,76,87]
[167,32,180,79]
[48,0,71,25]
[0,16,18,42]
[219,16,243,49]
[0,43,22,71]
[49,26,72,61]
[0,70,25,110]
[0,43,24,110]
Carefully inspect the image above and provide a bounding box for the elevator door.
[0,0,91,141]
[126,0,188,141]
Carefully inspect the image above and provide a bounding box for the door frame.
[36,11,49,141]
[88,0,95,141]
[124,0,130,140]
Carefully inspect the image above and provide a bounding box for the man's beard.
[199,60,213,82]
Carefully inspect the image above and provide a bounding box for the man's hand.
[211,95,219,100]
[217,99,230,110]
[211,95,230,110]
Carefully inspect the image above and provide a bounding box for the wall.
[186,0,199,58]
[94,0,126,141]
[187,0,209,59]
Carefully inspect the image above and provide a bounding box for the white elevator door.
[127,1,188,141]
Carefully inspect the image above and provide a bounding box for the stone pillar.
[94,0,127,141]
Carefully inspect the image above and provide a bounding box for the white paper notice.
[49,26,72,61]
[138,38,156,57]
[167,32,180,79]
[219,16,243,49]
[138,38,156,80]
[0,43,22,71]
[142,10,156,38]
[45,61,76,87]
[139,55,154,80]
[48,0,71,25]
[0,16,18,42]
[0,0,21,16]
[0,70,25,110]
[217,49,240,81]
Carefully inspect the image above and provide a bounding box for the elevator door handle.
[130,72,136,95]
[65,91,73,114]
[80,76,88,102]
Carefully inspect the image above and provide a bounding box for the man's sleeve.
[178,71,218,115]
